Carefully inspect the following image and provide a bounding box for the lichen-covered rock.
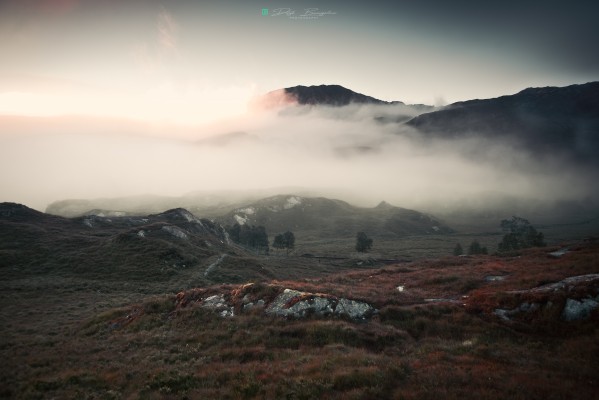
[176,284,376,321]
[562,298,598,321]
[265,289,375,320]
[265,289,302,317]
[265,289,335,318]
[203,294,227,308]
[202,294,234,317]
[335,298,375,319]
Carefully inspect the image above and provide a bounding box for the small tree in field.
[498,216,545,253]
[453,243,463,256]
[282,231,295,254]
[355,232,373,253]
[273,234,285,251]
[468,240,488,255]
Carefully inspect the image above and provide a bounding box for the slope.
[0,203,273,286]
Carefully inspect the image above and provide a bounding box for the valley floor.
[1,242,598,399]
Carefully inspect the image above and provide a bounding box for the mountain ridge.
[283,84,401,106]
[406,81,599,164]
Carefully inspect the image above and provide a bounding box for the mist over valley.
[3,82,599,221]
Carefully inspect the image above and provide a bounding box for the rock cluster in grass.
[493,274,599,322]
[265,289,375,319]
[494,302,543,321]
[175,283,377,321]
[201,294,234,318]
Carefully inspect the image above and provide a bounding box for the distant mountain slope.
[0,203,272,284]
[406,81,599,163]
[256,84,434,114]
[284,84,396,106]
[45,189,308,218]
[218,195,453,238]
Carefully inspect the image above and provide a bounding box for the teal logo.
[262,8,268,16]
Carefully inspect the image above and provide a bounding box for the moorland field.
[1,200,598,399]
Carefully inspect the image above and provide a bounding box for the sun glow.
[0,83,258,127]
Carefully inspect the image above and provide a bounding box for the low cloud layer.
[0,101,597,212]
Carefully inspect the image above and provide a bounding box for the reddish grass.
[1,242,598,399]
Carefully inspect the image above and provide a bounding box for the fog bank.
[1,102,597,212]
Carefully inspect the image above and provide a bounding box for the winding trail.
[204,254,227,277]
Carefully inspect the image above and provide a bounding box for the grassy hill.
[0,203,278,288]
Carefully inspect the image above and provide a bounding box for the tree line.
[453,216,546,256]
[226,223,376,255]
[226,223,295,255]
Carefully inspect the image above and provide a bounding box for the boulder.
[202,294,234,317]
[334,298,375,320]
[562,298,598,321]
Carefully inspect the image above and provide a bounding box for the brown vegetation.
[1,242,598,399]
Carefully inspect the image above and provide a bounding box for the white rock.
[284,196,302,209]
[161,225,188,240]
[233,214,248,225]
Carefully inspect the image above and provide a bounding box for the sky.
[1,0,597,124]
[0,0,598,210]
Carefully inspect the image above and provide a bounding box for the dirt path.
[204,254,227,277]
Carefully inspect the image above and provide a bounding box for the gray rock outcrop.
[265,289,375,320]
[175,284,377,321]
[562,298,599,321]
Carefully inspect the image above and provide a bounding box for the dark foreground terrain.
[1,219,598,399]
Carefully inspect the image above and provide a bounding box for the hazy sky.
[1,0,597,124]
[1,0,598,210]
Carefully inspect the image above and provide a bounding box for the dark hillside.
[407,82,599,164]
[0,203,270,284]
